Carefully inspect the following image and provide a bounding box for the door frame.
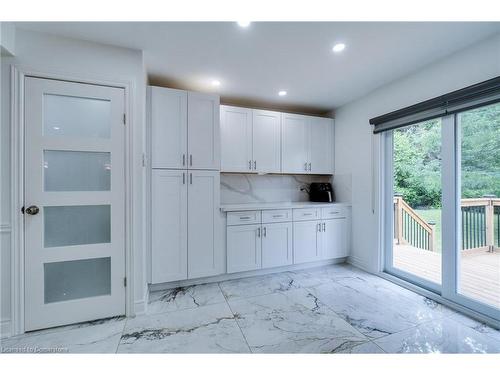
[10,66,135,335]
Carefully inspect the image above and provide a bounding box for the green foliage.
[393,103,500,208]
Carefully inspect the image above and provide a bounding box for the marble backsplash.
[220,173,333,204]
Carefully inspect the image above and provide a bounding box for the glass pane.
[44,94,111,138]
[44,205,111,248]
[44,150,111,191]
[44,257,111,303]
[458,102,500,309]
[392,119,442,285]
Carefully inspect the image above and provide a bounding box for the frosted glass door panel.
[44,94,111,138]
[44,257,111,303]
[44,150,111,191]
[44,205,111,248]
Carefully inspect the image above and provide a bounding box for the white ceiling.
[16,22,500,114]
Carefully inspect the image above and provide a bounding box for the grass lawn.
[414,208,442,253]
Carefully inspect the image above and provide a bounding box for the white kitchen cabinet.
[149,87,187,169]
[252,109,281,173]
[281,113,310,174]
[227,224,262,273]
[282,114,334,174]
[151,169,188,283]
[220,105,252,172]
[321,218,347,260]
[310,117,334,174]
[188,92,220,170]
[149,86,220,170]
[293,220,321,264]
[187,170,222,278]
[261,222,293,268]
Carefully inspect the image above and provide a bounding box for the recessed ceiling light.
[237,21,251,28]
[278,90,287,97]
[332,43,346,53]
[211,80,221,87]
[53,126,60,130]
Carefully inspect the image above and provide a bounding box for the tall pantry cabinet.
[149,86,222,284]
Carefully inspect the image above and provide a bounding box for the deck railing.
[394,196,500,252]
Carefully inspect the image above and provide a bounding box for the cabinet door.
[293,220,321,264]
[220,105,253,172]
[252,109,281,173]
[187,170,222,278]
[262,222,292,268]
[187,92,220,170]
[310,117,334,174]
[321,218,347,259]
[151,169,187,283]
[281,113,310,174]
[227,224,262,273]
[150,87,187,169]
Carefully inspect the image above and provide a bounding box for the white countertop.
[220,201,351,212]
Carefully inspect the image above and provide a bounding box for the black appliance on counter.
[308,183,334,202]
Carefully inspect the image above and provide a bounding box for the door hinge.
[123,277,127,287]
[142,153,147,167]
[123,113,126,125]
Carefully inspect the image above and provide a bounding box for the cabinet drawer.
[262,209,292,223]
[321,206,345,219]
[227,211,261,226]
[293,208,320,221]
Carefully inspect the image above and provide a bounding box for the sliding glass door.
[384,102,499,321]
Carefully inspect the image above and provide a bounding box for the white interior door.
[252,109,281,173]
[24,77,126,331]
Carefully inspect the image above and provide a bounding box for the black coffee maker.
[306,183,334,202]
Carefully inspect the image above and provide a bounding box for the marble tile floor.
[2,263,500,354]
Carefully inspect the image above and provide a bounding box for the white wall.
[334,33,500,272]
[0,28,147,337]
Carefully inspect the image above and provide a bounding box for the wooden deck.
[393,245,500,309]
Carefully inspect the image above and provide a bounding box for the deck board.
[393,245,500,309]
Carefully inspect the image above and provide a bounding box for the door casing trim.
[10,65,135,335]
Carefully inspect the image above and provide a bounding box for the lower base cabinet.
[227,224,262,273]
[293,220,321,264]
[261,222,293,268]
[151,169,222,284]
[321,218,348,259]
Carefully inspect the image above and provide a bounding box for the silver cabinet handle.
[308,163,311,171]
[272,214,283,218]
[304,162,308,171]
[240,216,251,220]
[190,173,192,184]
[322,222,326,232]
[190,154,193,166]
[257,227,261,237]
[317,223,322,232]
[183,172,185,185]
[254,160,257,170]
[330,211,340,214]
[303,213,313,216]
[263,227,267,237]
[182,154,186,166]
[249,160,252,170]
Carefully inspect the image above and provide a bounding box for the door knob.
[25,205,40,215]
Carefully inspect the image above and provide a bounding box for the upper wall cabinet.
[220,106,281,174]
[220,105,253,172]
[188,92,220,170]
[149,87,187,169]
[282,113,334,175]
[149,86,220,170]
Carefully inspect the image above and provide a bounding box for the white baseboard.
[1,319,12,339]
[149,258,347,293]
[346,255,370,272]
